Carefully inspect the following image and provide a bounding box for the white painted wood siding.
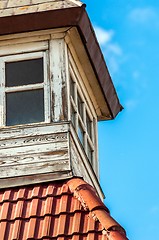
[50,39,68,122]
[0,29,102,197]
[69,132,103,199]
[0,123,70,182]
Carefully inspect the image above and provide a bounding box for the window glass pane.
[78,122,84,146]
[87,143,93,164]
[71,103,76,127]
[86,112,92,138]
[6,89,44,126]
[77,92,83,120]
[70,77,75,101]
[5,58,43,87]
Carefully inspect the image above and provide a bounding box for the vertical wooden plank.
[49,38,68,122]
[43,50,51,123]
[0,59,5,126]
[62,41,69,120]
[93,118,99,177]
[65,43,71,121]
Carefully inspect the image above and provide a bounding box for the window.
[70,68,96,165]
[0,52,50,126]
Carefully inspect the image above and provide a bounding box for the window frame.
[69,60,97,166]
[0,51,50,127]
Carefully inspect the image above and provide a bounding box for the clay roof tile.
[0,178,128,240]
[67,178,127,239]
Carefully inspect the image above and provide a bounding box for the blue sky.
[84,1,159,239]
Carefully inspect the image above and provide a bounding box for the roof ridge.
[66,178,129,240]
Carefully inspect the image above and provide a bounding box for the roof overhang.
[0,5,123,119]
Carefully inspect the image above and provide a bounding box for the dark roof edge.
[77,7,123,119]
[0,5,122,118]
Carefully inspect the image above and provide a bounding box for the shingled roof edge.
[66,178,128,240]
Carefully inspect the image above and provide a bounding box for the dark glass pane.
[71,104,76,127]
[70,77,75,101]
[6,89,44,126]
[86,112,92,138]
[6,58,43,87]
[77,92,83,120]
[78,122,84,146]
[87,143,93,164]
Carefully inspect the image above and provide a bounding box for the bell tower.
[0,0,122,199]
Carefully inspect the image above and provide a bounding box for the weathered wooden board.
[49,38,68,122]
[0,159,70,178]
[0,133,67,150]
[0,123,69,140]
[69,131,103,199]
[0,41,48,56]
[0,28,68,42]
[0,171,72,189]
[0,150,69,167]
[0,136,68,158]
[0,123,70,181]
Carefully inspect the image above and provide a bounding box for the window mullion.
[5,83,44,93]
[69,55,98,172]
[87,136,94,150]
[43,50,50,123]
[83,104,87,150]
[74,82,78,132]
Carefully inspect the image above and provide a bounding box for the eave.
[0,5,122,119]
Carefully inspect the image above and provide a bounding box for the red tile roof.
[0,178,128,240]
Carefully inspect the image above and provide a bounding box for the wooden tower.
[0,0,122,199]
[0,2,129,240]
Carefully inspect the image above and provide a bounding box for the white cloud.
[107,43,122,56]
[107,56,119,75]
[94,26,114,45]
[94,25,123,76]
[129,7,158,24]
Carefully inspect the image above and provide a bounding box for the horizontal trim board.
[0,141,68,157]
[0,122,69,140]
[0,133,68,150]
[0,159,70,178]
[0,172,72,189]
[0,151,69,167]
[0,41,48,56]
[0,27,69,41]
